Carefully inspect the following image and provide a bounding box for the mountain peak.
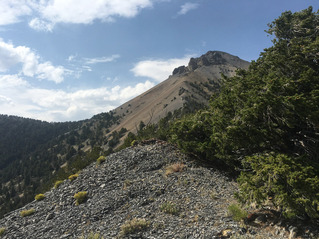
[173,51,249,75]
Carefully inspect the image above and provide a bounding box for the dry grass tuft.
[120,218,149,235]
[68,174,79,181]
[74,191,88,205]
[35,193,45,201]
[165,163,185,176]
[97,156,106,165]
[20,208,35,217]
[54,180,64,189]
[0,227,5,236]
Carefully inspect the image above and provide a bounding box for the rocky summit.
[0,141,310,238]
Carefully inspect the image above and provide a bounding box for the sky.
[0,0,318,122]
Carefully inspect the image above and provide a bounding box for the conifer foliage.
[171,7,319,218]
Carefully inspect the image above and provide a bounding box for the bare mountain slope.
[109,51,249,134]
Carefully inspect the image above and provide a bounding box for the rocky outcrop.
[173,51,249,75]
[0,141,314,238]
[172,65,188,75]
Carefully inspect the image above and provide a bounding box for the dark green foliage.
[117,132,137,150]
[237,154,319,218]
[228,204,248,221]
[108,128,127,148]
[170,7,319,218]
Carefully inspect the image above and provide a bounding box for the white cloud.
[26,0,154,31]
[0,95,13,105]
[178,2,199,15]
[0,0,32,25]
[28,17,54,32]
[0,0,158,31]
[84,55,120,64]
[36,62,65,83]
[0,39,66,83]
[0,74,155,122]
[0,74,29,88]
[131,56,192,82]
[43,0,152,22]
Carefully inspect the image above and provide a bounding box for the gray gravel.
[0,141,308,238]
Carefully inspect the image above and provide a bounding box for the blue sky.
[0,0,318,122]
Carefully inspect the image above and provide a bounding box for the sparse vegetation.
[68,173,79,181]
[54,180,64,189]
[130,140,137,146]
[160,201,179,215]
[74,191,88,205]
[210,191,218,200]
[0,227,5,236]
[96,156,106,165]
[79,232,104,239]
[165,163,185,176]
[120,218,149,235]
[34,193,45,201]
[228,204,247,222]
[20,208,35,217]
[123,179,131,190]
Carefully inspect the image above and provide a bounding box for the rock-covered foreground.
[0,141,304,238]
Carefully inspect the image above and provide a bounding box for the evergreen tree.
[171,7,319,218]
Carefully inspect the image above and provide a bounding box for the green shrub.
[54,180,64,189]
[68,173,79,181]
[160,202,179,215]
[120,218,149,235]
[20,208,35,217]
[228,204,247,222]
[0,227,5,236]
[74,191,88,205]
[35,193,45,201]
[97,156,106,165]
[237,154,319,219]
